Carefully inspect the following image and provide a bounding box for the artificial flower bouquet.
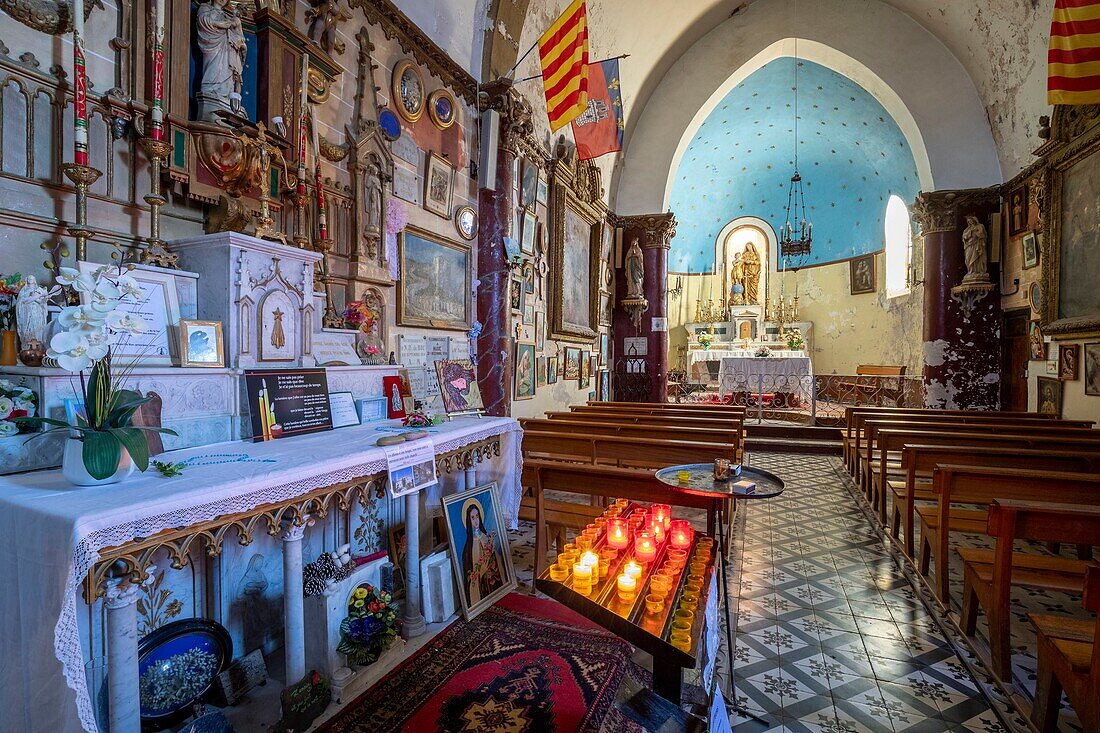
[697,332,713,349]
[336,584,400,667]
[0,272,23,331]
[0,379,37,437]
[342,300,379,334]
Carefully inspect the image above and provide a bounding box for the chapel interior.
[3,1,1100,732]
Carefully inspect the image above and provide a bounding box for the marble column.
[401,490,426,638]
[463,467,477,491]
[912,188,1001,409]
[614,213,678,402]
[104,575,140,733]
[281,522,306,685]
[476,81,534,416]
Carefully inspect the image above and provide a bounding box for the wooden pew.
[891,444,1100,557]
[526,460,727,574]
[1030,562,1100,732]
[960,498,1100,680]
[519,418,742,459]
[539,413,745,461]
[571,404,746,419]
[859,418,1096,503]
[917,466,1100,603]
[838,365,907,407]
[592,401,743,412]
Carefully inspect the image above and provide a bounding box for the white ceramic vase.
[62,437,135,486]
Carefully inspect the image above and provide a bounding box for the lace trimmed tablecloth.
[0,416,522,733]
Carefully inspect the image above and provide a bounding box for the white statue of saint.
[196,0,247,122]
[15,275,48,346]
[961,215,989,283]
[625,237,644,300]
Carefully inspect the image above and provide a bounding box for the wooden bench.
[571,404,747,420]
[892,444,1100,557]
[960,499,1100,680]
[1030,562,1100,732]
[917,466,1100,603]
[519,418,744,461]
[592,401,744,412]
[839,365,907,407]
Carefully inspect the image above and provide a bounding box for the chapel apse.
[667,57,920,271]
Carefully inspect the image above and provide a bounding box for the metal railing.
[669,371,926,426]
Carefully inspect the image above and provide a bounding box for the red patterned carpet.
[316,593,645,733]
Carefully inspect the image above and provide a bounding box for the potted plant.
[20,265,176,485]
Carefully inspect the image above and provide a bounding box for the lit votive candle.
[572,562,592,586]
[634,532,657,563]
[548,563,568,582]
[606,518,630,550]
[649,520,666,545]
[652,503,672,530]
[617,573,637,601]
[579,550,600,581]
[670,520,693,549]
[624,560,643,580]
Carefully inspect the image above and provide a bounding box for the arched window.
[884,195,912,298]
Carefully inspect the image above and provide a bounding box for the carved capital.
[104,578,139,610]
[0,0,99,35]
[618,212,678,249]
[480,80,535,157]
[280,522,306,542]
[912,188,999,235]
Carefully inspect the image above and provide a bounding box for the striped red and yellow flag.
[538,0,589,131]
[1049,0,1100,104]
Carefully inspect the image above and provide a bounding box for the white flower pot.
[62,438,135,486]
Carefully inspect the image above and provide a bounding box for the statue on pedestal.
[742,242,762,304]
[729,252,746,305]
[625,238,644,300]
[305,0,350,56]
[15,275,47,365]
[196,0,247,122]
[961,215,989,283]
[363,161,383,259]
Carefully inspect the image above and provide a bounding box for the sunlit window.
[884,195,912,298]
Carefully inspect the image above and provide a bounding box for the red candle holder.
[649,519,666,545]
[670,520,693,549]
[651,503,672,530]
[606,517,630,550]
[634,531,657,563]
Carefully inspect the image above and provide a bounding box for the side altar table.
[0,416,521,733]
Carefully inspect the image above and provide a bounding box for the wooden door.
[1001,308,1030,411]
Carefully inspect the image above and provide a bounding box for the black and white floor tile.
[510,452,1087,733]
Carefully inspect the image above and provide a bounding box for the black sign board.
[244,368,333,442]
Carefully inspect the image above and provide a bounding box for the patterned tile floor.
[511,452,1034,733]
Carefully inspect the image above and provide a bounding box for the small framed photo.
[424,151,455,218]
[535,311,545,350]
[1028,320,1045,361]
[1085,342,1100,396]
[441,482,516,620]
[589,353,597,379]
[598,369,610,401]
[523,303,535,325]
[849,254,875,295]
[547,355,559,384]
[1022,231,1039,269]
[579,350,591,388]
[1059,343,1080,381]
[563,347,581,380]
[522,260,535,294]
[356,396,388,422]
[509,278,523,312]
[521,208,538,255]
[179,319,225,367]
[328,391,361,428]
[536,175,548,207]
[536,356,547,388]
[599,332,609,366]
[1008,185,1028,236]
[1027,281,1041,313]
[521,158,539,207]
[1037,376,1063,418]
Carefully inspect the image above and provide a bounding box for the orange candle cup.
[690,561,707,575]
[645,594,664,614]
[617,573,637,602]
[576,535,593,552]
[687,572,704,586]
[671,619,692,636]
[594,516,607,529]
[563,542,577,554]
[606,518,630,550]
[674,608,694,625]
[684,579,703,594]
[598,558,610,579]
[634,532,657,563]
[548,563,568,582]
[649,575,672,598]
[670,630,691,645]
[600,547,618,563]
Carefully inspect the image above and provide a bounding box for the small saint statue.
[625,237,644,300]
[306,0,351,56]
[729,252,746,305]
[961,215,989,283]
[741,242,762,304]
[196,0,247,122]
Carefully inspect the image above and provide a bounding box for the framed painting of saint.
[441,483,516,620]
[548,176,601,342]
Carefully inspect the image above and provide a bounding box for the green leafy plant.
[152,459,186,477]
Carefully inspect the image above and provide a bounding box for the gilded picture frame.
[548,159,603,343]
[179,319,225,368]
[397,226,472,331]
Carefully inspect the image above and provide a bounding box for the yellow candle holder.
[670,629,691,644]
[558,552,577,568]
[576,535,593,552]
[690,561,707,575]
[645,594,664,614]
[672,636,692,652]
[674,607,694,623]
[671,619,691,636]
[548,563,568,582]
[574,581,592,596]
[598,558,610,579]
[563,542,577,554]
[649,575,672,598]
[687,573,704,586]
[680,592,700,609]
[676,470,690,483]
[668,548,687,563]
[684,578,703,594]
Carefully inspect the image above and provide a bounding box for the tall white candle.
[150,0,166,138]
[72,0,88,165]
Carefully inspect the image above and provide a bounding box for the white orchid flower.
[56,267,97,294]
[58,305,107,334]
[88,279,122,314]
[0,396,12,417]
[48,331,108,372]
[114,275,144,301]
[0,420,16,437]
[106,310,147,336]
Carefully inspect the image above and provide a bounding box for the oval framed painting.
[454,206,478,240]
[379,108,402,141]
[136,618,233,729]
[392,60,425,123]
[428,88,456,129]
[1029,281,1042,313]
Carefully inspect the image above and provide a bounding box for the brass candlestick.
[292,169,310,248]
[138,135,180,268]
[62,163,102,262]
[312,236,343,328]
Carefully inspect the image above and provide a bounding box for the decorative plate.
[392,60,425,123]
[454,205,478,240]
[428,88,456,129]
[136,618,233,729]
[1028,281,1042,313]
[379,109,402,141]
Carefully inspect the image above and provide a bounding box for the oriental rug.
[316,592,645,733]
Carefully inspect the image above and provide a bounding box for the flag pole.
[511,54,630,84]
[505,39,541,79]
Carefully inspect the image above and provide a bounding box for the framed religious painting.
[548,158,604,342]
[435,359,485,414]
[563,346,581,380]
[1022,232,1039,269]
[579,350,591,388]
[521,158,539,207]
[1085,342,1100,395]
[514,342,536,400]
[392,60,425,123]
[427,88,456,129]
[1036,376,1063,418]
[441,482,516,621]
[536,356,547,388]
[509,278,523,312]
[1040,106,1100,340]
[424,152,455,218]
[547,355,559,384]
[1028,319,1046,361]
[1059,343,1080,381]
[179,320,225,368]
[849,254,875,295]
[1008,184,1028,236]
[397,227,472,330]
[521,208,538,256]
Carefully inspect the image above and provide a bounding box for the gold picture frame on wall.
[548,157,605,342]
[397,226,472,331]
[392,59,425,123]
[1039,106,1100,339]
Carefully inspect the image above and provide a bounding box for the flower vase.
[62,438,135,486]
[0,330,16,366]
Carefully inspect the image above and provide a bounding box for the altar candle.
[313,113,328,240]
[297,54,309,193]
[623,560,643,580]
[652,504,671,531]
[670,520,693,549]
[616,573,637,601]
[606,518,629,549]
[150,0,166,140]
[72,0,88,165]
[634,532,657,563]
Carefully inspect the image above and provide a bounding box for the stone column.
[104,574,140,733]
[401,490,426,638]
[912,188,1001,409]
[614,213,677,402]
[476,81,534,416]
[281,522,306,685]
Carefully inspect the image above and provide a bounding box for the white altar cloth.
[688,348,804,368]
[718,356,814,396]
[0,416,521,733]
